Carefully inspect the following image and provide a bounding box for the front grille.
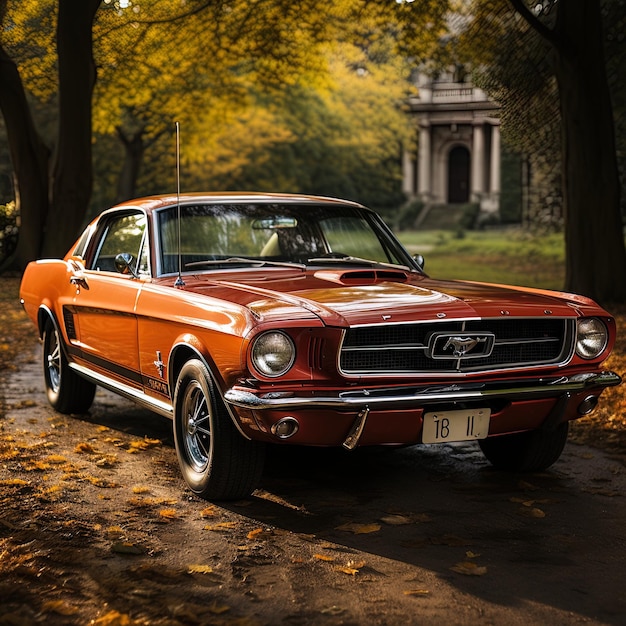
[340,319,574,374]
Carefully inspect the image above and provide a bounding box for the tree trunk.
[42,0,100,258]
[116,128,145,203]
[0,45,50,269]
[554,0,626,304]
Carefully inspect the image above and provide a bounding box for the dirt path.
[1,344,625,625]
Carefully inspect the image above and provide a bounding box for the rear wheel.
[478,422,569,472]
[42,318,96,414]
[173,359,265,500]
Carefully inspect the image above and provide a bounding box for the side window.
[91,213,147,273]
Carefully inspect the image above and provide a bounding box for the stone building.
[402,70,502,221]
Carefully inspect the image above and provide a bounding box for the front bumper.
[224,371,621,411]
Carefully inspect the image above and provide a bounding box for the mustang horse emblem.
[443,336,487,358]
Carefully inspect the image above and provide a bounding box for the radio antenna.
[174,121,185,287]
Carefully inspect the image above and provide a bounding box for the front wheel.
[42,318,96,414]
[173,359,265,500]
[478,422,569,472]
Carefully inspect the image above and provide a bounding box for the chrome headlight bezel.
[251,330,296,378]
[576,317,608,360]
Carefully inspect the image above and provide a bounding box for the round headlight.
[251,331,295,377]
[576,318,608,359]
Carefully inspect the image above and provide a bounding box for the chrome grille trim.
[339,318,576,375]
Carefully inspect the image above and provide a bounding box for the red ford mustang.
[19,193,621,499]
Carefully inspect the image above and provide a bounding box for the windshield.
[157,202,410,275]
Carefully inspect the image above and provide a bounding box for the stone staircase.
[415,203,479,230]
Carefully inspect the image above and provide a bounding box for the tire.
[173,359,265,500]
[478,422,569,472]
[42,318,96,414]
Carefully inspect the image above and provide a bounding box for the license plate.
[422,408,491,444]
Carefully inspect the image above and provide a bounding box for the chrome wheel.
[42,317,96,414]
[181,379,212,472]
[173,358,265,500]
[46,328,62,393]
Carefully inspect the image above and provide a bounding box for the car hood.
[180,268,595,326]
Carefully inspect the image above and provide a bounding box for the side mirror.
[413,254,425,271]
[114,252,139,278]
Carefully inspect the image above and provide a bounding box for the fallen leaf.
[95,455,119,468]
[336,566,359,575]
[75,442,97,454]
[380,514,413,526]
[0,478,29,487]
[106,525,124,537]
[335,522,381,534]
[450,561,488,576]
[404,589,430,596]
[247,528,265,540]
[188,564,213,574]
[314,553,335,562]
[85,476,119,488]
[111,541,145,555]
[200,506,217,518]
[46,454,68,464]
[159,508,178,519]
[465,551,481,559]
[204,522,237,532]
[131,485,151,494]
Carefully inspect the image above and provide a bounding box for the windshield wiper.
[185,257,305,270]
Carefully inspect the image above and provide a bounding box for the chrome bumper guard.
[224,371,621,411]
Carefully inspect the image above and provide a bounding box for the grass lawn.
[397,227,565,291]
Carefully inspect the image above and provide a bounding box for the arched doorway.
[447,146,470,203]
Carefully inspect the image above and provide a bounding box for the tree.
[511,0,626,303]
[0,0,100,267]
[458,0,626,303]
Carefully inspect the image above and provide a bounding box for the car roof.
[110,192,366,216]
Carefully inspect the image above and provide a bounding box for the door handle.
[70,275,89,290]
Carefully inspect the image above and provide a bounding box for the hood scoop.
[314,269,409,285]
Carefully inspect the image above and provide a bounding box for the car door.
[69,211,149,389]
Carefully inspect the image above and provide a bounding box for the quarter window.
[91,213,148,274]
